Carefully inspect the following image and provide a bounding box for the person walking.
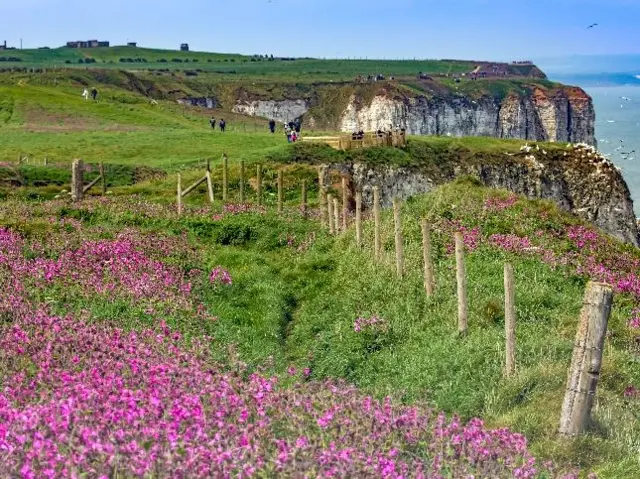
[82,88,89,101]
[210,117,217,130]
[91,88,98,101]
[269,119,276,134]
[219,119,226,132]
[285,124,292,143]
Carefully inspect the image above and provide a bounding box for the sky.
[1,0,639,60]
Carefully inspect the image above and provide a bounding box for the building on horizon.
[66,40,110,49]
[180,43,189,52]
[127,42,137,47]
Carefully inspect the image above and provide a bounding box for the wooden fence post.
[504,263,516,376]
[422,219,435,297]
[240,160,245,203]
[301,180,308,218]
[333,197,340,232]
[355,191,362,247]
[177,173,183,216]
[43,157,48,166]
[373,187,381,260]
[99,163,106,195]
[277,170,284,214]
[393,199,404,278]
[455,232,468,334]
[328,194,335,235]
[319,169,328,228]
[342,176,349,231]
[257,165,263,206]
[559,282,614,436]
[222,154,229,202]
[71,159,84,202]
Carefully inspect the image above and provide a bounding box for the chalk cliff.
[314,143,636,246]
[228,82,595,145]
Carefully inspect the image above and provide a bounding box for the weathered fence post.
[257,165,263,206]
[301,180,308,218]
[355,191,362,248]
[239,160,245,203]
[422,219,435,297]
[71,159,84,202]
[277,170,284,214]
[393,199,404,278]
[455,232,468,334]
[327,194,335,235]
[504,263,516,376]
[342,176,349,231]
[43,157,48,166]
[319,169,328,228]
[99,163,106,195]
[222,154,229,202]
[333,197,340,232]
[559,282,614,436]
[374,186,381,260]
[177,173,183,216]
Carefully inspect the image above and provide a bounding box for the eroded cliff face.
[232,100,309,124]
[319,143,637,245]
[339,87,595,145]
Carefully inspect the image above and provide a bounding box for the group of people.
[81,88,99,101]
[209,117,227,132]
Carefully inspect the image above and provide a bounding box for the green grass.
[2,179,639,476]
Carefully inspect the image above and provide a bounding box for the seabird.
[587,23,598,29]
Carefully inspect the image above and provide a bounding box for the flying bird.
[587,23,598,29]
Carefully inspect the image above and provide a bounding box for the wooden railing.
[302,132,407,150]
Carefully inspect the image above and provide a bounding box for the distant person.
[291,131,298,142]
[210,117,217,130]
[82,88,89,101]
[285,124,292,143]
[91,88,98,101]
[219,119,226,132]
[269,119,276,134]
[294,119,301,133]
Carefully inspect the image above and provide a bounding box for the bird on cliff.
[587,23,598,29]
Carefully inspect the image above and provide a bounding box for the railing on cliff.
[302,132,407,150]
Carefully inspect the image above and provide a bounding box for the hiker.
[91,88,98,101]
[82,88,89,101]
[219,119,226,132]
[291,131,298,143]
[269,119,276,134]
[293,119,301,133]
[210,117,216,130]
[285,124,292,143]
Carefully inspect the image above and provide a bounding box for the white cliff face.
[338,91,595,145]
[232,100,309,123]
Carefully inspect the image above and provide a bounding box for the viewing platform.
[302,131,407,150]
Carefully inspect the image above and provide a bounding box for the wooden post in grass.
[239,160,245,203]
[342,176,349,231]
[333,197,340,233]
[455,232,468,334]
[319,169,328,228]
[393,199,404,278]
[327,194,335,234]
[504,263,516,376]
[277,170,284,214]
[301,180,308,218]
[422,219,435,297]
[257,164,263,206]
[355,191,362,247]
[373,186,381,260]
[43,157,48,166]
[559,282,613,436]
[177,173,183,216]
[99,163,106,195]
[222,154,229,202]
[71,159,84,202]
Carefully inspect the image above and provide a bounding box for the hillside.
[1,174,639,477]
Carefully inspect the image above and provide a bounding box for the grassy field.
[1,177,639,476]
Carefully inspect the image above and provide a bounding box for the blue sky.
[1,0,639,59]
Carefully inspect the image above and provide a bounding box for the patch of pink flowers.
[212,204,266,221]
[354,315,386,333]
[209,266,233,286]
[624,386,639,399]
[489,234,533,253]
[485,194,518,211]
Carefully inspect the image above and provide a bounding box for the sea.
[539,56,640,209]
[587,85,640,207]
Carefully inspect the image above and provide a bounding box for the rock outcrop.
[319,143,637,246]
[232,100,309,124]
